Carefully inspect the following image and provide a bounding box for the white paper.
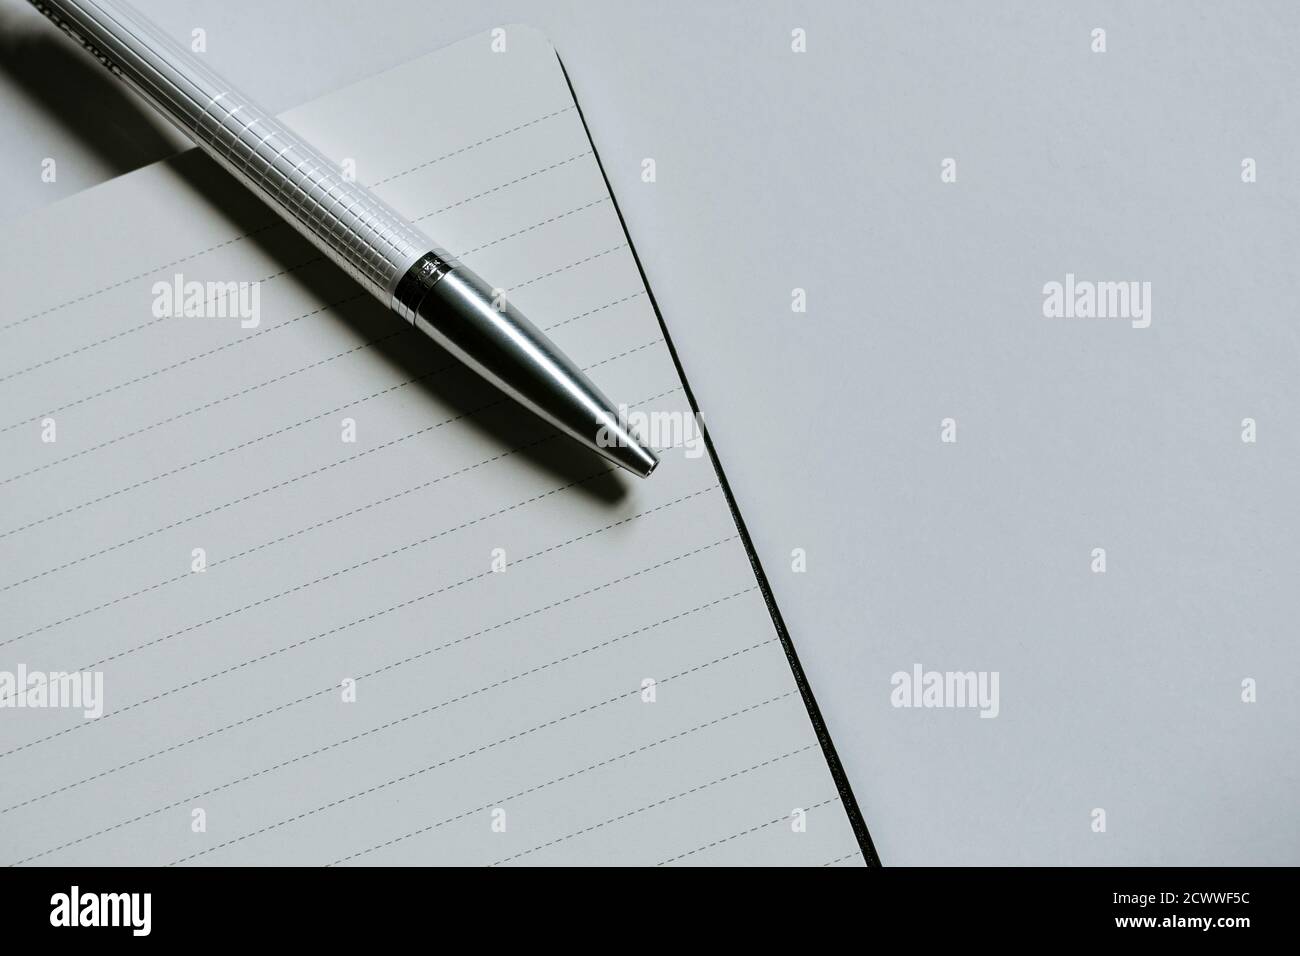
[0,25,863,866]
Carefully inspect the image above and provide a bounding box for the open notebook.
[0,26,871,866]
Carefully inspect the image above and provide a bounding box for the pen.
[29,0,660,478]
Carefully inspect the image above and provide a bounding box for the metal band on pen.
[391,250,455,323]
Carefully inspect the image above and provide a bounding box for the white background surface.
[2,0,1297,864]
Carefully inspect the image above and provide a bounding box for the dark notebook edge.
[554,52,880,867]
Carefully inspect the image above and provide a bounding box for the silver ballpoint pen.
[29,0,660,478]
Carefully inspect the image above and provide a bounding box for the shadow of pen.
[0,7,185,179]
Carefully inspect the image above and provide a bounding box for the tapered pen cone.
[410,264,661,479]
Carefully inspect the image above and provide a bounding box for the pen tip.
[594,419,660,479]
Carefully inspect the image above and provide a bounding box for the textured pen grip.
[32,0,432,302]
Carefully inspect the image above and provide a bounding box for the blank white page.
[0,25,866,866]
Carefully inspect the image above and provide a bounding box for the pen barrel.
[30,0,431,302]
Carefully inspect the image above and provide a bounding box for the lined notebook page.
[0,26,864,866]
